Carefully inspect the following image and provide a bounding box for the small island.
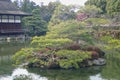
[26,45,106,69]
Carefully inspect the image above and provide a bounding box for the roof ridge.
[0,0,32,16]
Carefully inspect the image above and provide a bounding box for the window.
[15,16,21,23]
[2,15,8,23]
[9,16,14,23]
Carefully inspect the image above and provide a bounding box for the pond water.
[0,42,120,80]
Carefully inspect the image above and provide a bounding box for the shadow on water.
[0,67,104,80]
[0,55,14,75]
[101,51,120,80]
[0,68,48,80]
[27,67,103,80]
[0,41,30,75]
[0,41,28,56]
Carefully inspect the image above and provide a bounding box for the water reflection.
[0,55,14,75]
[28,67,104,80]
[0,68,48,80]
[90,74,103,80]
[101,52,120,80]
[0,42,29,75]
[0,67,105,80]
[0,42,27,56]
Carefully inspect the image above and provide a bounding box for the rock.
[87,60,93,66]
[19,62,29,67]
[93,58,106,66]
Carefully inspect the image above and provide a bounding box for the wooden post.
[7,37,10,42]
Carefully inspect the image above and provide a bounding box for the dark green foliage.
[13,47,92,69]
[56,50,91,69]
[39,6,52,22]
[13,0,39,13]
[39,2,60,22]
[13,0,20,9]
[85,0,107,13]
[23,9,48,36]
[13,0,48,36]
[85,0,120,20]
[85,18,109,25]
[79,5,102,18]
[106,0,120,17]
[49,5,76,26]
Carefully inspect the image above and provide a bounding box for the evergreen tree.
[23,9,48,36]
[106,0,120,17]
[49,4,76,26]
[19,0,39,13]
[85,0,107,13]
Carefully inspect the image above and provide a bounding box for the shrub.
[56,50,92,69]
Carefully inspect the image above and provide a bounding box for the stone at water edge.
[93,58,106,66]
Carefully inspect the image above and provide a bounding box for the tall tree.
[49,4,76,26]
[78,5,102,18]
[23,9,48,36]
[39,2,60,22]
[106,0,120,17]
[85,0,107,13]
[13,0,21,9]
[20,0,39,13]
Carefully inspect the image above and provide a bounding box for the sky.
[30,0,88,6]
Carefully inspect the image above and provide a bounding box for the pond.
[0,42,120,80]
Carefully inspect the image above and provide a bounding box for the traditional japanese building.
[0,0,31,36]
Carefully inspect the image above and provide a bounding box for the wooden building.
[0,0,31,36]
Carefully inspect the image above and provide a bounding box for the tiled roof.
[0,0,31,16]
